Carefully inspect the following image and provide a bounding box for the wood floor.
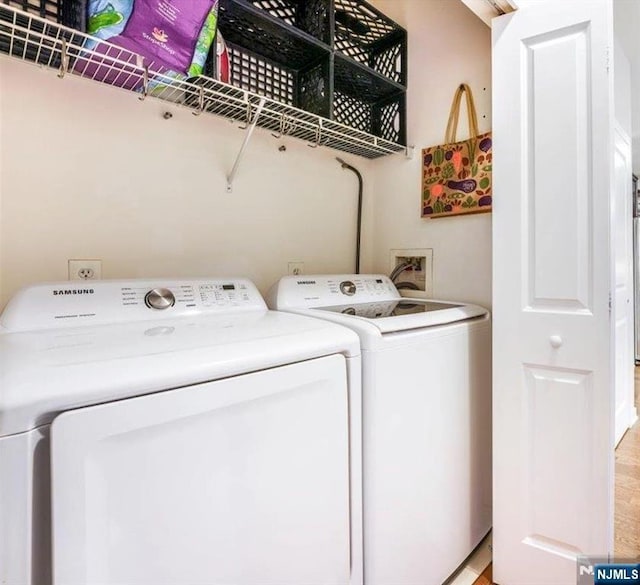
[615,368,640,557]
[472,564,492,585]
[472,368,640,585]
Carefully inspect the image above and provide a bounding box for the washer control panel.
[267,274,400,309]
[119,281,256,312]
[0,279,267,332]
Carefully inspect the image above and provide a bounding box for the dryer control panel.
[267,274,401,309]
[0,279,267,332]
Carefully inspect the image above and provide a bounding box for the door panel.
[51,355,351,585]
[522,366,593,554]
[493,1,614,583]
[524,23,592,312]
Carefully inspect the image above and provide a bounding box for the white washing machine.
[0,278,363,585]
[268,274,492,585]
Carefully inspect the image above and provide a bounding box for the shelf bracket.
[192,86,205,116]
[405,145,415,160]
[57,38,68,78]
[139,64,149,101]
[307,119,323,148]
[271,113,291,139]
[226,97,266,193]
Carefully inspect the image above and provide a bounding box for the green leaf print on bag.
[88,3,124,34]
[442,162,455,179]
[433,148,445,166]
[461,196,478,208]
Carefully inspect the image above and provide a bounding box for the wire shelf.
[0,4,407,159]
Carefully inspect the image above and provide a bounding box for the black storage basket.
[234,0,331,45]
[333,52,405,145]
[333,0,406,86]
[1,0,85,30]
[215,0,332,117]
[0,0,86,68]
[215,0,406,142]
[333,90,404,144]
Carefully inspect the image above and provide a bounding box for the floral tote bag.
[422,83,492,218]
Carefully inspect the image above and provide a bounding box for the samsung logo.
[53,289,95,296]
[297,280,316,285]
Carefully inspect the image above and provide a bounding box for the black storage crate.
[224,42,331,117]
[333,53,405,144]
[217,0,406,143]
[237,0,331,45]
[0,0,87,69]
[333,0,406,86]
[217,0,332,117]
[2,0,85,30]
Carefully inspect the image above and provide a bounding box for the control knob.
[144,288,176,310]
[340,281,357,296]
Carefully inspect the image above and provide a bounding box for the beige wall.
[0,57,374,308]
[368,0,493,308]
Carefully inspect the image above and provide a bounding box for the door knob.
[549,335,563,348]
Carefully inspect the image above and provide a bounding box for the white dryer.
[0,278,363,585]
[268,274,492,585]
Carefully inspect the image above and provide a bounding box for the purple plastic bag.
[111,0,215,73]
[75,0,217,91]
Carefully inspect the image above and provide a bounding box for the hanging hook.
[192,86,205,116]
[57,38,69,79]
[139,64,149,101]
[238,100,253,130]
[308,119,323,149]
[271,113,289,139]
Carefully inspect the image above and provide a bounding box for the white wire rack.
[0,4,408,160]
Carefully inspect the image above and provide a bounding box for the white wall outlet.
[69,259,102,280]
[389,249,434,298]
[288,261,304,276]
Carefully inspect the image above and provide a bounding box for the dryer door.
[51,354,351,585]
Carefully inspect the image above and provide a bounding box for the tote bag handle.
[444,83,480,144]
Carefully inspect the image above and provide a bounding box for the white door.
[51,355,351,585]
[493,1,615,584]
[613,124,636,445]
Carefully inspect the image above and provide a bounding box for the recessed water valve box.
[389,248,433,298]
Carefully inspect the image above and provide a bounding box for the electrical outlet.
[288,261,304,276]
[69,259,102,280]
[389,249,433,298]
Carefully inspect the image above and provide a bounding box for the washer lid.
[308,298,488,334]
